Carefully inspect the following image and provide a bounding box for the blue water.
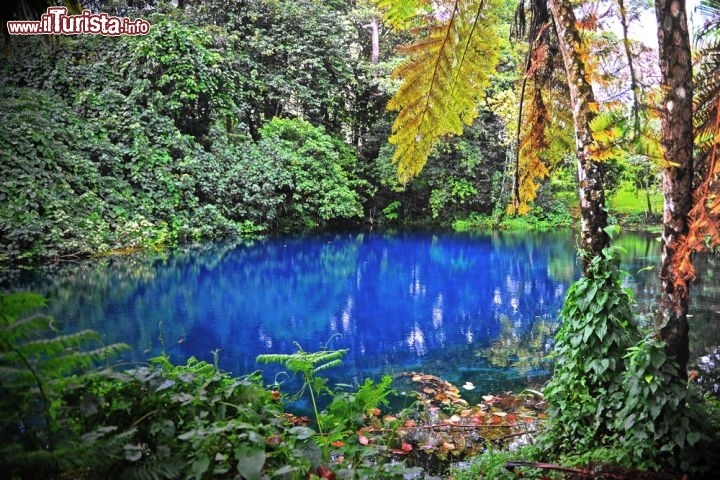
[10,230,720,399]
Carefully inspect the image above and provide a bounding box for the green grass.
[608,185,662,215]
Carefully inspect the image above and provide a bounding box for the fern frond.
[384,0,502,181]
[304,349,347,364]
[0,365,36,383]
[0,292,46,322]
[673,97,720,287]
[695,36,720,153]
[53,427,136,473]
[255,353,296,365]
[17,330,101,358]
[0,315,54,345]
[121,457,185,480]
[0,444,61,478]
[313,359,344,374]
[373,0,435,30]
[512,86,551,214]
[43,344,131,376]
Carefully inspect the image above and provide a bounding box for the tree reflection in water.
[5,230,719,396]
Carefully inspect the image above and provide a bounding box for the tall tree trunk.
[548,0,609,272]
[645,164,654,217]
[655,0,693,378]
[371,17,379,64]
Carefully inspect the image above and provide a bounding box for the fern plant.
[374,0,502,181]
[0,292,129,477]
[257,341,347,435]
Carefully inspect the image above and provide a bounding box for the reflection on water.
[5,230,719,396]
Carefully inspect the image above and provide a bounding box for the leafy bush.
[448,446,547,480]
[539,240,717,472]
[256,118,364,230]
[0,18,367,264]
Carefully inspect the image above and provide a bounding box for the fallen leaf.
[404,419,417,427]
[331,440,345,448]
[317,465,336,480]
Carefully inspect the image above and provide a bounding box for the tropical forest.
[2,0,720,478]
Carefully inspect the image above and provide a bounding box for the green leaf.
[596,321,608,340]
[234,445,266,480]
[272,465,300,477]
[687,431,701,447]
[289,426,316,440]
[603,224,621,240]
[192,454,210,480]
[624,413,636,431]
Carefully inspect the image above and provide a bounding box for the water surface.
[8,230,720,398]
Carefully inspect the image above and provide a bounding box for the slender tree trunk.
[655,0,693,377]
[645,165,654,218]
[371,17,379,64]
[548,0,609,272]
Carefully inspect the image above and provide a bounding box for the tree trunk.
[645,165,654,218]
[371,17,379,64]
[655,0,693,378]
[548,0,609,272]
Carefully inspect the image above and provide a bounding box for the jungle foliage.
[540,237,717,472]
[3,0,720,477]
[1,292,551,480]
[0,0,517,266]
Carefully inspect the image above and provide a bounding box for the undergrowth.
[3,280,719,479]
[539,233,718,474]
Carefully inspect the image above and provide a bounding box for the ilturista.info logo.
[7,7,150,36]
